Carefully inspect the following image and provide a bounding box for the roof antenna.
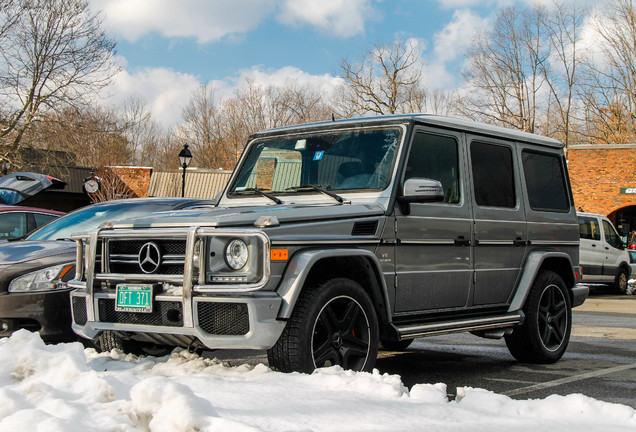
[331,113,335,122]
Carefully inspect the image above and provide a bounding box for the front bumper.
[70,290,286,349]
[0,288,76,342]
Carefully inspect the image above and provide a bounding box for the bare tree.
[338,39,424,116]
[458,6,551,133]
[266,79,331,126]
[542,1,588,146]
[29,106,130,169]
[177,83,235,170]
[86,167,136,203]
[120,96,156,166]
[0,0,118,164]
[580,0,636,143]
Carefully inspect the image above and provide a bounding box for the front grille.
[107,239,186,275]
[197,302,250,335]
[98,299,183,327]
[72,297,87,325]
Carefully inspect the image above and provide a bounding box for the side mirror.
[399,178,444,203]
[398,178,444,215]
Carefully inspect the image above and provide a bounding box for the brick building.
[567,144,636,237]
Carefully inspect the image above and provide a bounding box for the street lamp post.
[178,144,193,197]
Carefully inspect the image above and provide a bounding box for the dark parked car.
[0,205,65,241]
[0,197,215,343]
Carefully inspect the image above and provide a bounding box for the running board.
[394,312,523,340]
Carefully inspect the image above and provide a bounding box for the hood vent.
[351,220,378,236]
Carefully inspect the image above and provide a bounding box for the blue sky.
[89,0,603,126]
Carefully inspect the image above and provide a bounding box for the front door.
[394,128,472,312]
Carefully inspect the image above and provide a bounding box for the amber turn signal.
[271,249,289,261]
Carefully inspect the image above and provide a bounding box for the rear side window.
[578,216,601,240]
[522,151,569,212]
[471,142,515,208]
[33,213,58,227]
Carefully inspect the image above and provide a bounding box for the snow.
[1,330,635,432]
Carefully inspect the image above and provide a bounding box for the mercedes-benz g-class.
[69,115,588,372]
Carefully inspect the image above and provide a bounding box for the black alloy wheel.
[537,283,569,351]
[267,278,379,373]
[311,295,372,370]
[505,270,572,364]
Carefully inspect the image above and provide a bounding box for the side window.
[522,151,569,212]
[34,213,58,227]
[602,220,622,249]
[471,141,515,208]
[0,212,27,239]
[405,132,460,204]
[578,216,601,240]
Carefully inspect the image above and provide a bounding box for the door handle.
[454,236,471,246]
[513,237,527,247]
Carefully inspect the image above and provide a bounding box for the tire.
[379,338,413,351]
[505,270,572,364]
[97,330,173,357]
[613,268,628,295]
[267,278,379,373]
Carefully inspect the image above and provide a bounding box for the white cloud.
[102,64,343,127]
[231,65,344,96]
[422,10,489,89]
[90,0,377,42]
[433,9,488,63]
[277,0,375,37]
[104,66,203,126]
[91,0,276,43]
[433,0,605,8]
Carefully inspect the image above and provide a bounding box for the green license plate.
[115,284,153,313]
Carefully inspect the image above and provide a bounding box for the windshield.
[228,127,401,196]
[26,201,180,241]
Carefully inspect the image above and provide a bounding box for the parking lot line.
[502,363,636,397]
[572,325,636,340]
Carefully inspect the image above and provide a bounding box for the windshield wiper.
[286,184,346,204]
[235,188,284,205]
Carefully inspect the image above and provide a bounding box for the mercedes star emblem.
[138,242,161,274]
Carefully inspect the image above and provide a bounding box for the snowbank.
[0,330,634,431]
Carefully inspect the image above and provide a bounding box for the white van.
[578,212,631,293]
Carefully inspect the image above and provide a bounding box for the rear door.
[578,215,605,280]
[468,137,528,306]
[601,218,627,279]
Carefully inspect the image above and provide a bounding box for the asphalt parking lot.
[211,292,636,407]
[375,293,636,407]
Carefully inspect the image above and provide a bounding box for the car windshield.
[228,127,401,196]
[26,201,181,241]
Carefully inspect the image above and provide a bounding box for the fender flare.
[276,248,391,321]
[508,250,580,312]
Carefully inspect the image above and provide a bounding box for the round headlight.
[225,239,248,270]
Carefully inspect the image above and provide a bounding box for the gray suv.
[69,115,588,372]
